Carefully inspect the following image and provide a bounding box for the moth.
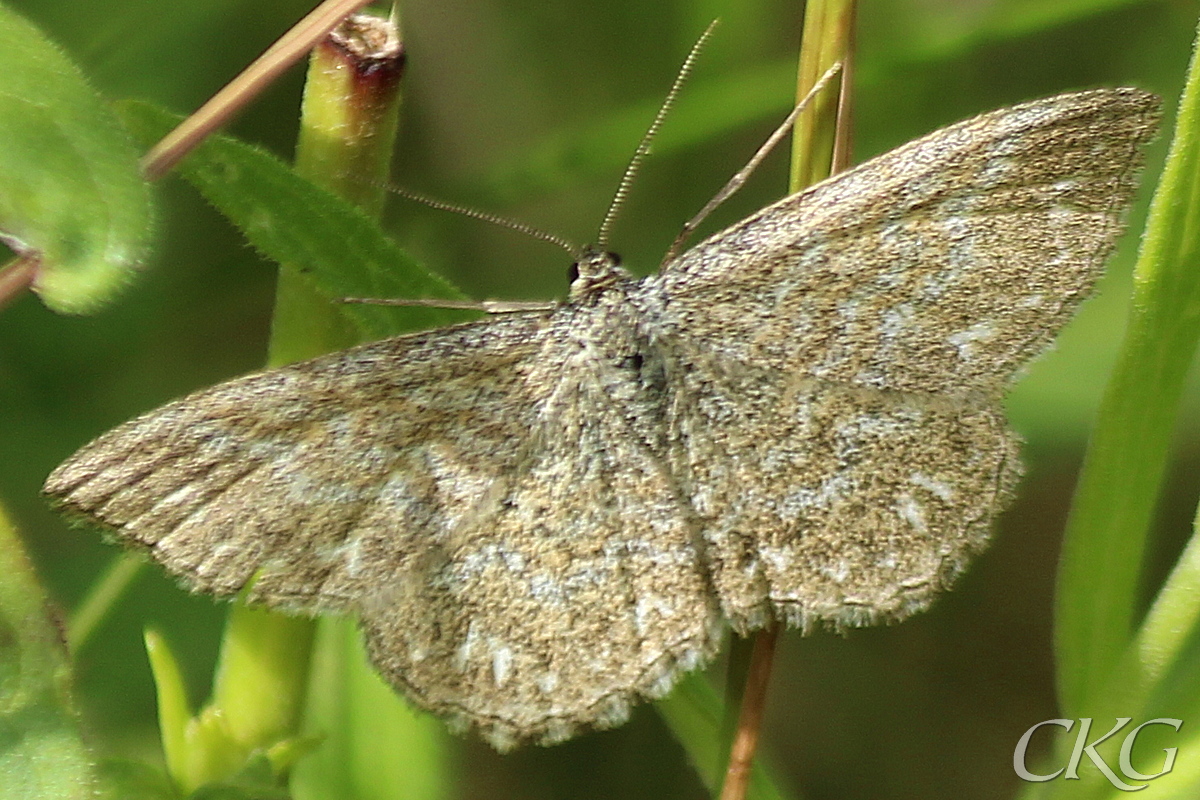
[45,87,1159,750]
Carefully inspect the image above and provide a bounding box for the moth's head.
[568,246,630,300]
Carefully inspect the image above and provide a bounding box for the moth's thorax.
[568,246,634,301]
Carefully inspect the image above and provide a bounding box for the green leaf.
[1037,508,1200,800]
[0,502,103,799]
[0,1,153,313]
[861,0,1151,70]
[144,628,201,792]
[116,100,466,342]
[1054,12,1200,721]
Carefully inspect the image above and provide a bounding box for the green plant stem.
[67,553,142,653]
[269,11,405,367]
[789,0,855,188]
[195,9,411,792]
[281,13,449,800]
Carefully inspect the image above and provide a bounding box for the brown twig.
[0,252,39,311]
[142,0,375,180]
[717,627,780,800]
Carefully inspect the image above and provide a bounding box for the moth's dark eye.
[567,262,580,283]
[623,353,644,373]
[606,251,622,266]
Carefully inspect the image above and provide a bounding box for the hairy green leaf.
[0,1,152,312]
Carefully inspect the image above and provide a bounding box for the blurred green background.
[3,0,1200,798]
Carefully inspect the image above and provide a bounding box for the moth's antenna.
[346,182,572,314]
[341,296,556,314]
[661,60,843,265]
[595,19,720,250]
[389,185,582,259]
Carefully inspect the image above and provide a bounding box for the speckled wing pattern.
[46,308,722,749]
[44,88,1159,749]
[649,88,1159,632]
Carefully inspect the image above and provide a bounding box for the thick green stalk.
[186,11,440,797]
[280,12,449,800]
[269,11,405,368]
